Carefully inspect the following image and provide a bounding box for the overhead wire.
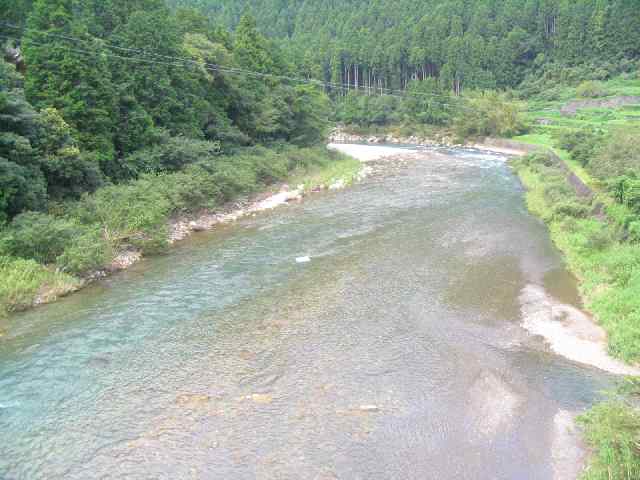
[1,20,468,103]
[0,22,475,111]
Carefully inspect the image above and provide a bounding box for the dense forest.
[1,0,329,223]
[169,0,640,93]
[3,0,640,224]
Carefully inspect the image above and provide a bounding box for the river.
[0,145,615,479]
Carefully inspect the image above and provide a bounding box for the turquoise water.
[0,148,613,479]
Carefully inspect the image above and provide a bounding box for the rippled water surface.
[0,147,614,479]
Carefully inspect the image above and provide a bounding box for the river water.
[0,146,615,479]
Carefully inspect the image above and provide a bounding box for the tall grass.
[0,256,79,316]
[578,399,640,480]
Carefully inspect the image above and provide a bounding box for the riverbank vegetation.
[578,384,640,480]
[0,145,353,316]
[510,72,640,477]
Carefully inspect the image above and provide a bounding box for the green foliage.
[576,81,609,98]
[0,255,78,316]
[0,212,80,264]
[23,0,117,158]
[584,225,614,251]
[453,91,528,140]
[288,85,330,146]
[334,92,400,127]
[0,86,47,223]
[76,180,171,252]
[590,129,640,180]
[170,0,640,95]
[552,200,591,220]
[123,137,221,178]
[55,226,112,275]
[611,177,640,215]
[401,79,453,126]
[35,108,104,198]
[149,165,220,213]
[556,128,605,167]
[578,400,640,480]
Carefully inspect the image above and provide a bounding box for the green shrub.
[122,137,221,177]
[75,181,171,248]
[590,129,640,180]
[203,155,259,201]
[240,147,289,185]
[0,212,80,264]
[523,151,558,169]
[543,182,574,203]
[552,200,591,219]
[152,167,220,213]
[556,128,604,167]
[56,226,112,275]
[612,178,640,215]
[576,80,609,98]
[453,91,528,140]
[627,221,640,243]
[585,226,614,251]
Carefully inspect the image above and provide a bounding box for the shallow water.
[0,147,614,479]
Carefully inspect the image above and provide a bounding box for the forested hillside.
[168,0,640,93]
[1,0,329,221]
[1,0,342,315]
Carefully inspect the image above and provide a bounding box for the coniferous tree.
[23,0,116,165]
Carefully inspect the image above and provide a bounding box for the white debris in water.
[296,256,311,264]
[519,284,640,375]
[359,405,380,412]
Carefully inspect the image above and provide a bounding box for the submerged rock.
[175,393,211,407]
[249,393,273,404]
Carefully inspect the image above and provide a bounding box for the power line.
[1,20,471,107]
[2,18,463,101]
[1,33,473,113]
